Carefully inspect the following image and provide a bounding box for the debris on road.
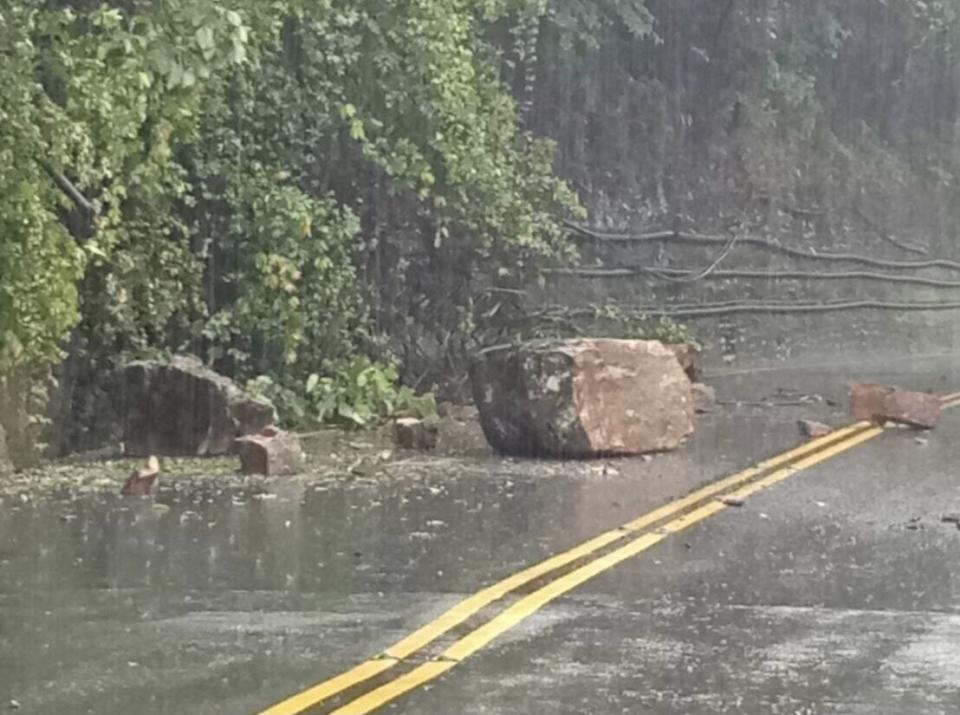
[798,419,832,439]
[471,339,694,458]
[720,496,746,507]
[691,383,717,413]
[121,455,160,496]
[393,417,439,451]
[848,383,942,429]
[235,427,305,476]
[941,513,960,525]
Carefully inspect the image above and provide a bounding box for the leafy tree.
[1,0,581,453]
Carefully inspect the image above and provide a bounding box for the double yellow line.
[262,396,960,715]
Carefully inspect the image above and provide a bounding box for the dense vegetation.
[2,0,959,461]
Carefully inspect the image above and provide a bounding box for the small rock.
[691,383,717,414]
[915,437,929,446]
[941,513,960,525]
[121,455,161,496]
[720,496,745,508]
[8,700,20,710]
[798,420,832,439]
[235,429,305,476]
[393,418,439,451]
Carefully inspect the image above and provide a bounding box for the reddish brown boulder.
[471,339,695,458]
[849,383,942,429]
[235,429,305,476]
[667,343,699,382]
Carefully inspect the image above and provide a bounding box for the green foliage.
[523,303,697,347]
[0,0,268,374]
[548,0,656,51]
[594,308,698,347]
[247,357,437,430]
[2,0,581,449]
[201,170,362,379]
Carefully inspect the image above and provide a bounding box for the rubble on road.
[798,419,832,439]
[691,383,717,414]
[848,383,942,429]
[235,427,305,476]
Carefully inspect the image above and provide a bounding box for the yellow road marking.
[619,422,868,532]
[258,422,872,715]
[331,423,886,715]
[259,661,397,715]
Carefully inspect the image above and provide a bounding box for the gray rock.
[470,339,695,458]
[235,429,305,476]
[121,356,273,456]
[691,383,717,414]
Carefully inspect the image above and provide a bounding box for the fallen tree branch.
[544,266,960,289]
[530,299,960,322]
[647,233,740,283]
[564,222,960,273]
[628,299,960,319]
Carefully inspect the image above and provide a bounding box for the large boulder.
[122,356,274,456]
[471,339,695,458]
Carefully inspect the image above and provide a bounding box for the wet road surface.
[4,356,960,714]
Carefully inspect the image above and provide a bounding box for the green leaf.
[195,26,215,51]
[349,119,366,141]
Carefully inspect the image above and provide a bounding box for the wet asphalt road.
[4,357,960,714]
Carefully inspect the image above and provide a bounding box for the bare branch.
[565,222,960,273]
[545,266,960,289]
[36,158,98,216]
